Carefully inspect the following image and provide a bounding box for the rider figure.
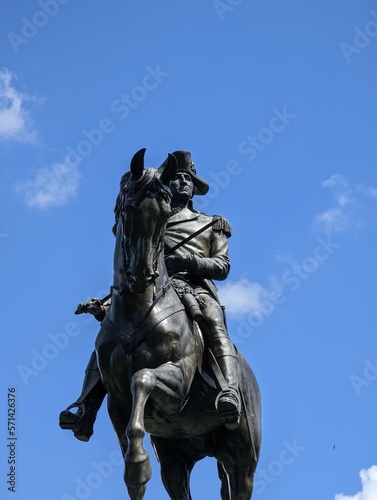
[59,150,241,441]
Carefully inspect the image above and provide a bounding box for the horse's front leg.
[107,396,148,500]
[124,368,156,489]
[124,362,184,493]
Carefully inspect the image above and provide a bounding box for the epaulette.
[212,216,232,237]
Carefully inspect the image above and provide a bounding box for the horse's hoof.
[124,453,152,486]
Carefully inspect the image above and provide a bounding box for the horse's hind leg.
[219,451,256,500]
[216,425,258,500]
[151,436,195,500]
[217,460,255,500]
[217,461,230,500]
[107,395,129,455]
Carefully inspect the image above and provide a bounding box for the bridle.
[117,168,172,287]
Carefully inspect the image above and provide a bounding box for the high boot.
[59,351,106,441]
[205,329,241,429]
[214,353,241,429]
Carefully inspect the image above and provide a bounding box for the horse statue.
[95,149,261,499]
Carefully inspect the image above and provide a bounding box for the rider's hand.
[165,254,198,275]
[75,298,104,316]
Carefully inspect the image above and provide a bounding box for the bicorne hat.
[171,151,209,196]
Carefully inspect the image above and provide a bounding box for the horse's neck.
[142,250,170,305]
[115,251,170,322]
[153,246,166,280]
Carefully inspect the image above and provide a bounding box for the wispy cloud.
[0,68,40,144]
[335,465,377,500]
[322,174,354,207]
[314,174,377,235]
[313,207,349,234]
[313,174,356,235]
[218,277,282,316]
[16,160,80,209]
[357,183,377,200]
[0,68,79,208]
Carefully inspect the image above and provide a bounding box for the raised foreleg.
[107,396,148,499]
[124,362,185,497]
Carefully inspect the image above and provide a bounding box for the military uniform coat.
[164,205,231,300]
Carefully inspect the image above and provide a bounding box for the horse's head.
[115,149,177,293]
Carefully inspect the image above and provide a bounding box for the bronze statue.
[60,150,261,499]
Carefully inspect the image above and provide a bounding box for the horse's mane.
[112,168,156,235]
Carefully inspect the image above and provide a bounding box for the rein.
[165,217,220,255]
[104,280,185,353]
[108,167,201,352]
[118,168,172,282]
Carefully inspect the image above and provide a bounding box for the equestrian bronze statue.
[60,149,261,499]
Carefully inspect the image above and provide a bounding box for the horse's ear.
[130,148,146,179]
[158,153,178,185]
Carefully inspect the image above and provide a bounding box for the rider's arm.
[187,225,230,281]
[166,216,231,281]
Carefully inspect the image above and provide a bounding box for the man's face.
[170,172,194,202]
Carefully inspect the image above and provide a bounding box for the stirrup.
[215,389,241,430]
[59,403,94,442]
[59,403,85,428]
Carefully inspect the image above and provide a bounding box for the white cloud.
[322,174,354,207]
[335,465,377,500]
[313,207,349,234]
[17,160,80,209]
[274,250,295,264]
[217,278,281,316]
[0,68,39,144]
[313,174,354,234]
[357,184,377,200]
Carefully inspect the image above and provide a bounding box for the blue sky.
[1,1,377,499]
